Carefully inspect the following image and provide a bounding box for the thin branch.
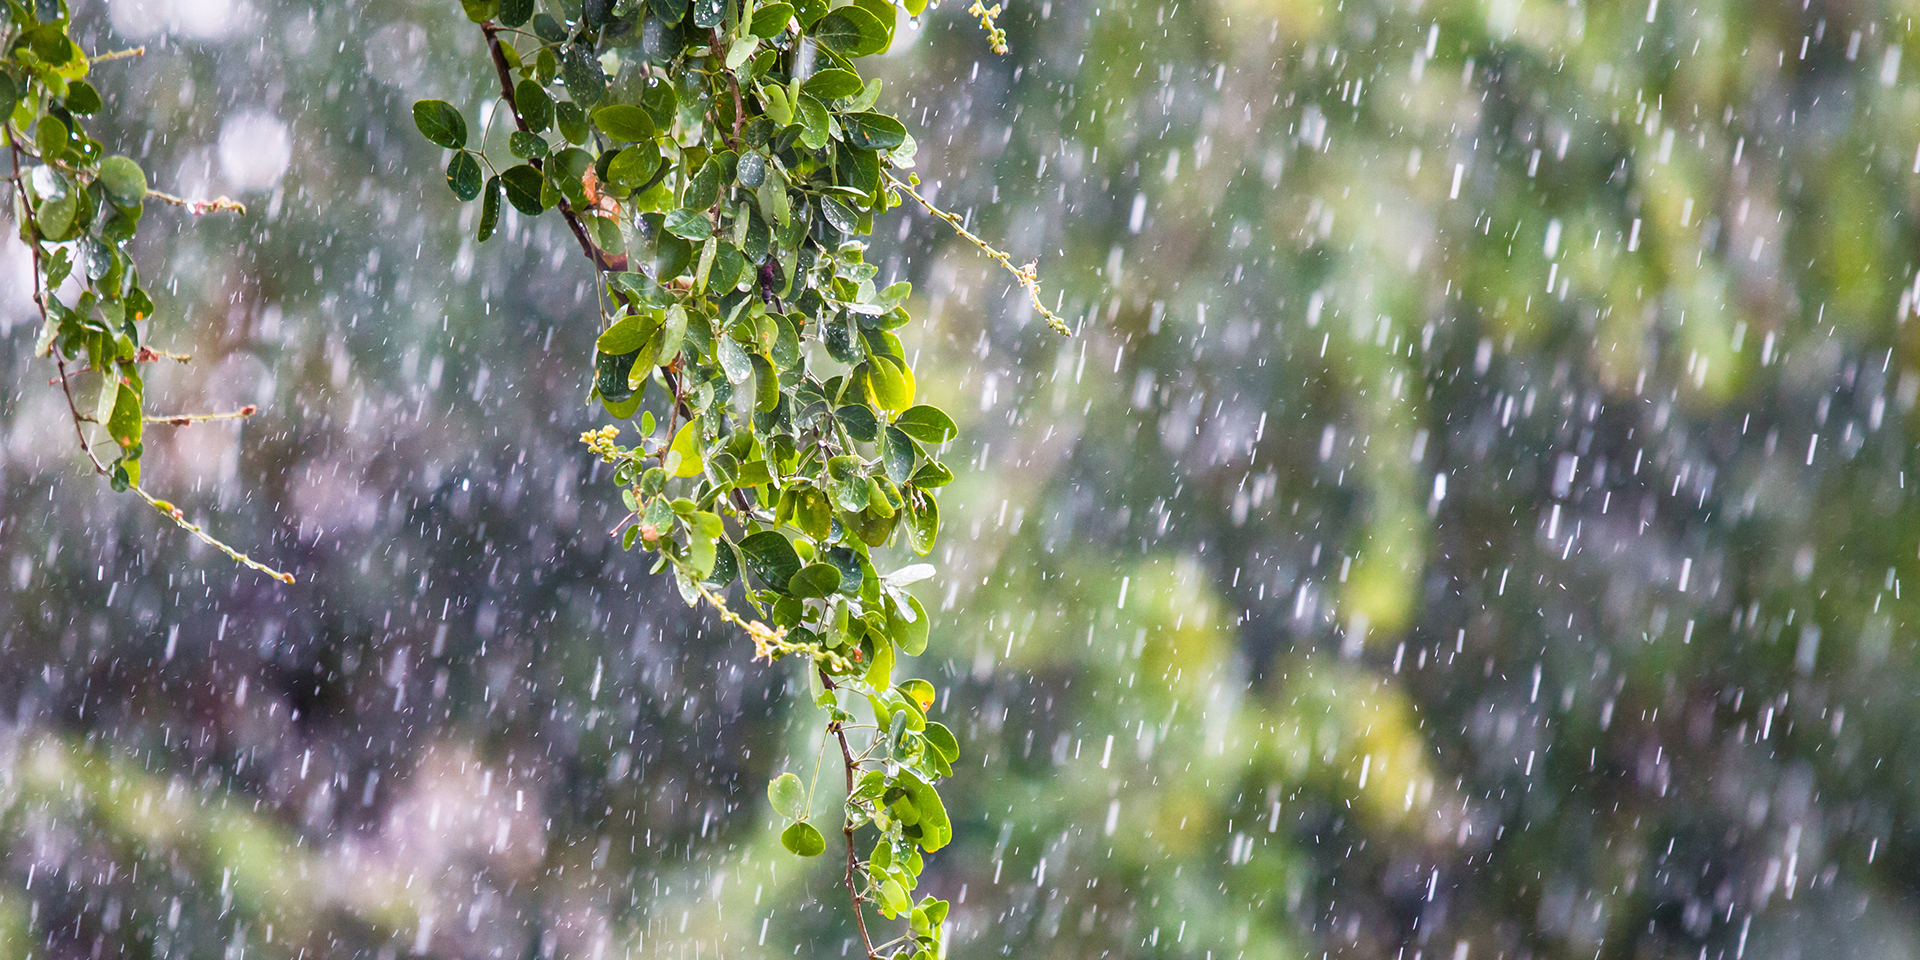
[130,487,295,584]
[146,190,246,215]
[481,22,626,273]
[821,669,882,960]
[713,28,746,149]
[144,405,258,425]
[89,45,146,63]
[885,171,1071,336]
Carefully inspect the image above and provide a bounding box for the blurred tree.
[7,1,1920,960]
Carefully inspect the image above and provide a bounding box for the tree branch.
[821,669,881,960]
[482,21,626,273]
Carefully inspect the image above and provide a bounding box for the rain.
[3,0,1920,958]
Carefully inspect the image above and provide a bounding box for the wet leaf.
[768,773,808,820]
[780,821,826,857]
[412,99,467,149]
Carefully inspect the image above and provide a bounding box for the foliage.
[0,0,288,581]
[412,1,1055,955]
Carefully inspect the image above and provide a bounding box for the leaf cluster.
[415,1,978,955]
[3,0,156,489]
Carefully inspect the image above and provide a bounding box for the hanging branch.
[4,18,293,586]
[886,171,1071,335]
[425,5,1007,956]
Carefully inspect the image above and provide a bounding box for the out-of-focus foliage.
[1,0,286,581]
[6,0,1920,959]
[411,1,1010,953]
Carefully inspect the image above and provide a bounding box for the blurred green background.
[7,0,1920,957]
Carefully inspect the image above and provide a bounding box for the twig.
[820,669,882,960]
[145,405,258,425]
[146,190,246,215]
[481,22,626,273]
[692,582,790,661]
[714,28,746,149]
[89,45,146,64]
[885,172,1070,335]
[131,487,295,584]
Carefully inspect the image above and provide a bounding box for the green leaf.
[446,151,483,201]
[596,349,642,402]
[665,208,715,241]
[501,164,546,214]
[796,95,831,151]
[533,12,570,42]
[460,0,500,21]
[864,354,915,412]
[923,721,959,762]
[789,563,843,598]
[841,112,907,151]
[35,115,68,162]
[598,310,665,354]
[893,405,956,444]
[64,80,102,115]
[717,333,752,382]
[107,375,143,450]
[650,0,689,24]
[750,2,795,38]
[515,79,554,132]
[882,425,916,482]
[853,0,898,46]
[740,531,804,591]
[737,151,768,189]
[811,7,889,58]
[910,460,953,488]
[725,35,761,71]
[819,196,858,235]
[36,191,77,241]
[500,0,535,25]
[759,82,794,126]
[478,175,503,241]
[768,773,809,820]
[95,156,147,206]
[560,43,602,104]
[546,147,594,205]
[668,421,704,477]
[898,678,935,710]
[792,486,833,539]
[899,771,950,850]
[879,877,910,914]
[592,104,656,142]
[692,0,726,28]
[781,821,826,857]
[412,99,468,149]
[804,68,863,101]
[608,144,662,192]
[686,153,728,211]
[657,304,690,364]
[837,403,878,442]
[826,456,870,512]
[508,131,549,159]
[556,101,591,145]
[904,493,938,556]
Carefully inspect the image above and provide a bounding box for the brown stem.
[481,22,625,273]
[713,28,746,150]
[820,669,881,959]
[11,145,107,475]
